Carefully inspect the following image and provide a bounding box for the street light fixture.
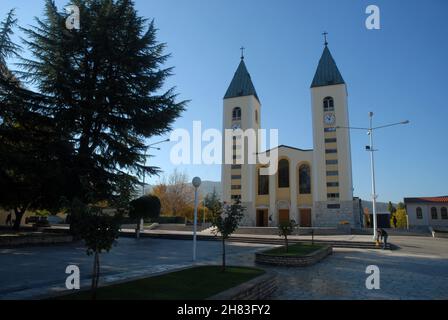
[142,138,170,196]
[192,177,202,262]
[336,112,409,240]
[140,138,170,232]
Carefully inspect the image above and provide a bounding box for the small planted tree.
[211,198,244,272]
[278,220,298,253]
[75,206,122,300]
[129,195,161,238]
[204,188,221,212]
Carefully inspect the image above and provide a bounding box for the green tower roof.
[224,59,260,102]
[311,46,345,88]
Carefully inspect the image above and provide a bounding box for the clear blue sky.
[2,0,448,203]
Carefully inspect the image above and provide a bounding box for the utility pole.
[337,113,409,240]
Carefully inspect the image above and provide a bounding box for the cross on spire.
[322,32,328,46]
[240,46,245,60]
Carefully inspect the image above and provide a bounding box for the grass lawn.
[56,266,265,300]
[262,242,324,256]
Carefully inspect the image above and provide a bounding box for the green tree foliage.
[278,220,297,252]
[0,8,20,76]
[387,201,397,215]
[0,8,72,229]
[394,208,408,229]
[19,0,185,204]
[204,188,221,213]
[75,203,122,300]
[210,198,245,272]
[0,1,186,229]
[129,195,161,237]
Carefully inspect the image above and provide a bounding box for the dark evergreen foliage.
[0,1,186,229]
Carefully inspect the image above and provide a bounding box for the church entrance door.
[300,209,312,227]
[279,209,290,224]
[256,210,268,227]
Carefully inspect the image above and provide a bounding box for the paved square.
[1,236,447,300]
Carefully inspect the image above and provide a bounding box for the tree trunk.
[91,250,99,300]
[95,253,100,293]
[222,238,226,272]
[13,208,25,231]
[285,235,288,253]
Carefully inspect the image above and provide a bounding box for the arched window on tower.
[323,97,334,112]
[278,159,290,188]
[299,164,311,194]
[232,107,241,121]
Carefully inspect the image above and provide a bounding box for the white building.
[404,196,448,229]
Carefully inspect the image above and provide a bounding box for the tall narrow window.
[299,164,311,194]
[278,159,290,188]
[255,110,258,124]
[323,97,334,112]
[258,169,269,195]
[416,207,423,220]
[232,107,241,121]
[431,207,438,220]
[441,207,448,220]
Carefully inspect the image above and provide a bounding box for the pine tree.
[19,0,186,205]
[0,8,71,229]
[0,9,20,78]
[204,187,221,212]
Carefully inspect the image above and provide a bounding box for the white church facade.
[221,44,362,228]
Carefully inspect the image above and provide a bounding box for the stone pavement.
[269,248,448,300]
[0,238,269,300]
[1,235,447,300]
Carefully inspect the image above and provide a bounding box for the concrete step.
[153,224,207,232]
[119,231,392,250]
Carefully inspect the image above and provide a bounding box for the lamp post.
[203,198,206,226]
[192,177,202,261]
[337,113,409,240]
[140,138,170,232]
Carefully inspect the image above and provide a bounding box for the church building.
[221,42,361,228]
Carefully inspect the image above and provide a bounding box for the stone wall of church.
[313,200,360,228]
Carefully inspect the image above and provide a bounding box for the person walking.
[393,215,398,228]
[380,228,389,250]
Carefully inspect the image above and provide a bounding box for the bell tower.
[221,52,260,225]
[310,42,355,227]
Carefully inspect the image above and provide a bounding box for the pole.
[140,150,147,232]
[203,199,206,226]
[369,112,378,240]
[193,186,199,261]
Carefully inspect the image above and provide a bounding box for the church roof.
[404,196,448,204]
[311,46,345,88]
[224,59,260,102]
[258,145,313,154]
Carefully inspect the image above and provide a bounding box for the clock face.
[324,113,336,125]
[232,123,241,130]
